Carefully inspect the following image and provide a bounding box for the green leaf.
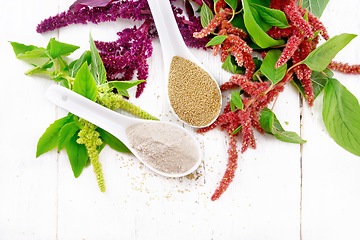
[224,0,237,11]
[109,80,145,92]
[205,35,227,47]
[231,125,242,135]
[300,0,329,18]
[200,0,214,28]
[46,38,80,59]
[242,0,285,48]
[273,131,307,144]
[69,50,91,78]
[322,78,360,156]
[97,128,131,153]
[73,62,97,101]
[65,134,89,178]
[58,122,81,151]
[260,49,287,84]
[250,3,290,29]
[260,108,306,144]
[36,114,74,157]
[89,33,107,85]
[301,33,357,72]
[9,41,47,59]
[230,90,243,111]
[222,54,245,74]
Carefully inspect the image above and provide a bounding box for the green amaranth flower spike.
[76,119,105,192]
[97,90,159,121]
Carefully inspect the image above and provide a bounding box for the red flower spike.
[307,11,330,40]
[267,26,293,39]
[215,0,227,13]
[225,34,252,53]
[284,3,314,39]
[220,43,231,62]
[212,44,221,56]
[211,134,238,201]
[193,8,232,38]
[328,61,360,74]
[250,107,265,134]
[220,81,239,92]
[231,46,244,67]
[275,30,304,68]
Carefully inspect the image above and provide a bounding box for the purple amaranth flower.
[37,0,209,97]
[95,20,153,97]
[36,0,150,33]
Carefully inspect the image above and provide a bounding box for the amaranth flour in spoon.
[126,122,200,174]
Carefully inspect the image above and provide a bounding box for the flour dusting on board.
[126,122,200,174]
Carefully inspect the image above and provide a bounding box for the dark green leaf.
[222,54,245,74]
[260,108,306,144]
[89,33,107,85]
[230,90,243,111]
[58,122,81,151]
[46,38,80,59]
[73,62,97,101]
[250,3,289,28]
[300,0,329,18]
[205,35,227,47]
[260,49,287,84]
[200,0,214,28]
[65,134,89,178]
[248,0,270,7]
[36,114,74,157]
[69,51,92,78]
[225,0,237,11]
[301,33,357,72]
[322,78,360,156]
[232,13,248,35]
[9,41,47,59]
[242,0,285,48]
[97,128,131,153]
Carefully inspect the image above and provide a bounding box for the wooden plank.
[0,0,59,239]
[301,1,360,239]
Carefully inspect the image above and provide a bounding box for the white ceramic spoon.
[46,85,201,178]
[147,0,221,127]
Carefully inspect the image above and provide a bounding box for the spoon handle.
[147,0,189,65]
[46,85,131,145]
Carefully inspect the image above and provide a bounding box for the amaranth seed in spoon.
[168,56,221,127]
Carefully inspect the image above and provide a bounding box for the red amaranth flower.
[307,11,329,40]
[220,81,238,92]
[328,61,360,74]
[211,134,238,201]
[283,3,314,39]
[193,8,232,38]
[276,29,304,68]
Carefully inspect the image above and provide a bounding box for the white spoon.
[147,0,222,128]
[46,85,201,178]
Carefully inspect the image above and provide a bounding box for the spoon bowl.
[46,85,201,178]
[147,0,222,128]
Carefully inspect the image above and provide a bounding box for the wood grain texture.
[0,0,359,239]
